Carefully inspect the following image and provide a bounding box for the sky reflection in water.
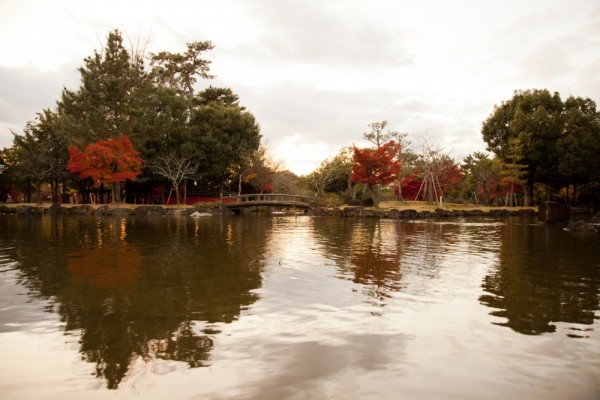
[0,214,599,399]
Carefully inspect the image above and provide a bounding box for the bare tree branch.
[149,152,198,204]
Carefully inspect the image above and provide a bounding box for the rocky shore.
[0,203,218,217]
[0,203,539,219]
[313,206,537,219]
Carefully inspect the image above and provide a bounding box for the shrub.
[318,193,345,207]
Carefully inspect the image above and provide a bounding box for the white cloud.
[0,64,79,143]
[274,135,335,176]
[1,0,599,174]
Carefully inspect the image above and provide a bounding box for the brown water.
[0,214,599,399]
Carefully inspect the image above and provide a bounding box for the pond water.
[0,214,599,399]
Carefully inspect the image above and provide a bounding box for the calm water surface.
[0,214,599,399]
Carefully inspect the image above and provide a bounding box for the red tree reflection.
[68,243,141,293]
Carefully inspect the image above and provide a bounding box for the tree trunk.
[113,181,122,203]
[83,180,90,204]
[53,178,59,203]
[184,180,187,205]
[396,177,403,202]
[368,185,378,208]
[427,180,434,205]
[50,178,56,203]
[62,178,68,204]
[25,179,32,203]
[347,175,353,198]
[171,180,180,205]
[166,187,173,205]
[524,181,533,206]
[36,181,42,204]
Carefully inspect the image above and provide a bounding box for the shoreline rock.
[564,220,598,233]
[312,206,537,219]
[0,203,539,220]
[538,201,571,223]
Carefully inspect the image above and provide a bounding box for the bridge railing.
[227,193,316,205]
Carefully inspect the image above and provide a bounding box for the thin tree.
[413,138,456,206]
[304,147,353,198]
[149,152,198,205]
[248,146,282,194]
[501,138,527,206]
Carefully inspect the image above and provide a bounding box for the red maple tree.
[351,141,400,207]
[398,160,463,202]
[68,135,143,202]
[395,172,423,200]
[436,159,463,199]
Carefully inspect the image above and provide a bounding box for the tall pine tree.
[57,30,155,149]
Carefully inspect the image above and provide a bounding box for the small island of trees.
[1,31,599,210]
[0,30,264,205]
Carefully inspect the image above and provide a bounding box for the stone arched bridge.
[222,194,317,214]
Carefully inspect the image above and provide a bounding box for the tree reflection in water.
[479,219,600,337]
[312,216,600,337]
[5,214,598,391]
[344,222,401,301]
[311,218,456,305]
[4,215,269,389]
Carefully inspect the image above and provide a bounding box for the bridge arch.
[222,194,317,214]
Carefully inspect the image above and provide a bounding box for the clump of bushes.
[193,201,219,210]
[317,193,345,207]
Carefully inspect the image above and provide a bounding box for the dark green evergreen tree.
[481,89,600,205]
[189,87,262,194]
[56,30,155,150]
[11,109,70,203]
[557,96,600,202]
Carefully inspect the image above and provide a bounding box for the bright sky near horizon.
[1,0,599,175]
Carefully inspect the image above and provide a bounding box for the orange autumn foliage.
[351,141,401,187]
[68,135,143,184]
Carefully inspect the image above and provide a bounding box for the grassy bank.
[375,200,537,213]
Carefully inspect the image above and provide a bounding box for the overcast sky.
[1,0,599,175]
